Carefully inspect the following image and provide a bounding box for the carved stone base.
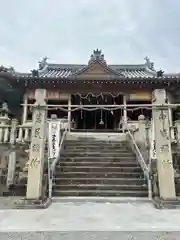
[153,196,180,209]
[14,197,52,209]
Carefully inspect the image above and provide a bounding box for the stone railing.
[0,118,69,145]
[16,124,33,143]
[0,122,32,144]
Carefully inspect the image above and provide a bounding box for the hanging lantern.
[99,119,104,125]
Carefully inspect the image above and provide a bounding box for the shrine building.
[0,49,180,131]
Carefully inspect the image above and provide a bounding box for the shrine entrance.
[71,93,123,132]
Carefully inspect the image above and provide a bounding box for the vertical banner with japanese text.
[150,117,156,160]
[48,121,61,159]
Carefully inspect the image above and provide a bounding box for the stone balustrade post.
[137,114,147,146]
[10,119,18,145]
[17,127,23,142]
[7,119,18,187]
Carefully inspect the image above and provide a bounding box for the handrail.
[126,124,152,200]
[48,122,69,198]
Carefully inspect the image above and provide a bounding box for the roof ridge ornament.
[38,56,48,70]
[88,49,107,65]
[31,69,39,77]
[0,65,8,72]
[144,56,154,70]
[157,69,164,77]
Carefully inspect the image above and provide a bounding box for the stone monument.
[152,89,176,207]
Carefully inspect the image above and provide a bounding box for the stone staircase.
[53,137,148,197]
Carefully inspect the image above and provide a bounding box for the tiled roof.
[15,63,158,79]
[10,49,180,79]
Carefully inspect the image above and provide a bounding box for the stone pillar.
[152,89,176,200]
[10,119,18,145]
[7,151,16,187]
[137,114,147,145]
[22,95,28,124]
[26,89,47,200]
[7,119,18,187]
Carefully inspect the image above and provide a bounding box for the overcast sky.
[0,0,179,72]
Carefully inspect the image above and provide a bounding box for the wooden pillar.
[123,95,127,131]
[26,89,47,199]
[67,94,71,132]
[152,89,176,200]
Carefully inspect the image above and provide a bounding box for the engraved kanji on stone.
[35,112,42,123]
[52,134,56,156]
[152,140,156,157]
[34,128,41,138]
[162,159,172,166]
[160,129,168,138]
[159,112,167,121]
[160,144,169,152]
[52,123,57,130]
[32,143,40,152]
[29,157,40,168]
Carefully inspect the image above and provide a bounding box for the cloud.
[0,0,180,72]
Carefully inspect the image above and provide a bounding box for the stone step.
[65,140,126,144]
[64,149,131,154]
[59,158,136,163]
[64,148,130,152]
[55,177,146,185]
[65,144,129,148]
[58,166,142,173]
[58,161,138,167]
[54,184,148,191]
[58,157,136,166]
[61,152,135,157]
[60,156,135,161]
[55,171,144,178]
[65,142,128,146]
[53,189,148,197]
